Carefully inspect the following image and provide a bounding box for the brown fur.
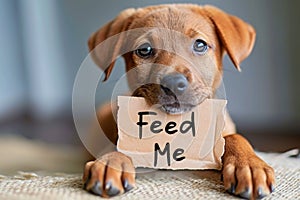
[83,4,274,199]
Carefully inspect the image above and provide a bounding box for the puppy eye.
[135,43,153,58]
[193,39,208,54]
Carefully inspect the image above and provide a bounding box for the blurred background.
[0,0,299,173]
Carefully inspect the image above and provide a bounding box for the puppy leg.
[83,151,135,197]
[83,103,136,197]
[222,134,275,199]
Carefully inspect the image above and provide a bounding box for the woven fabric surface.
[0,150,299,200]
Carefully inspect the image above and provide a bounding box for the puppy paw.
[83,151,135,197]
[222,155,275,199]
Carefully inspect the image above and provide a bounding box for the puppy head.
[88,4,256,114]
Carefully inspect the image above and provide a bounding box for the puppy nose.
[161,74,188,96]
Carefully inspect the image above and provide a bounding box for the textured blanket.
[0,150,299,200]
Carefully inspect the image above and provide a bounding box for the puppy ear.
[88,8,136,81]
[203,5,256,71]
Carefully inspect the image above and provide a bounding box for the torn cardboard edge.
[117,96,227,170]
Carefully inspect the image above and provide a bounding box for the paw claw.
[105,182,120,197]
[105,181,120,197]
[83,180,88,189]
[90,181,102,196]
[123,179,134,192]
[270,184,275,193]
[226,184,236,194]
[256,187,267,199]
[238,187,251,199]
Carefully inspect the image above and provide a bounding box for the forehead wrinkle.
[131,9,215,44]
[186,28,199,38]
[185,28,211,43]
[139,30,175,52]
[132,31,153,49]
[133,7,189,31]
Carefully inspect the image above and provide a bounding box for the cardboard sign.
[117,96,227,170]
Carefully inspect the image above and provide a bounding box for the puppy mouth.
[132,83,208,114]
[158,87,199,114]
[161,102,195,114]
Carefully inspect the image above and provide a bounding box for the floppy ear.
[203,5,256,71]
[88,8,136,81]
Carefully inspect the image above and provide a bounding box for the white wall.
[0,1,26,118]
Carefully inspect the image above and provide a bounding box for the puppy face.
[124,9,222,114]
[88,4,256,114]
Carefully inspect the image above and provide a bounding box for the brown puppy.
[83,4,275,199]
